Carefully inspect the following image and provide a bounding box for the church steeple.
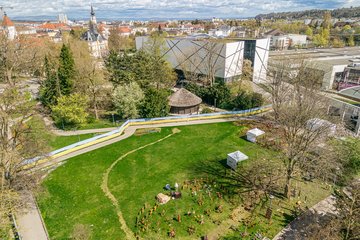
[90,4,97,24]
[91,5,95,16]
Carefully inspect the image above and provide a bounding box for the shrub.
[201,107,213,114]
[51,93,89,127]
[185,82,231,108]
[231,90,264,110]
[139,88,170,118]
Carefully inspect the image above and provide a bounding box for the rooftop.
[169,88,202,107]
[2,14,14,27]
[270,47,360,60]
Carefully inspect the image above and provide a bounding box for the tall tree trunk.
[284,159,294,198]
[284,173,292,199]
[93,93,99,120]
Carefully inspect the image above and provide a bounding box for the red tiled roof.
[98,23,105,32]
[38,22,70,31]
[2,15,14,27]
[118,26,131,33]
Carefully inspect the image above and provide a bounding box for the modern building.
[136,35,270,83]
[1,13,17,40]
[81,5,108,58]
[341,59,360,90]
[269,47,360,136]
[269,47,360,90]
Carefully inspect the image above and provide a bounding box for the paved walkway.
[52,127,118,136]
[272,195,337,240]
[16,191,49,240]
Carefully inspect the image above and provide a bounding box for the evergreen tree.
[105,50,175,90]
[139,88,170,118]
[58,44,75,95]
[39,56,61,107]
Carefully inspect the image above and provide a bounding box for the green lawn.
[57,117,123,131]
[27,115,107,150]
[49,134,99,150]
[37,122,331,239]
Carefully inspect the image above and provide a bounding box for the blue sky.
[2,0,359,20]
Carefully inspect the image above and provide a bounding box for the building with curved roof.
[169,88,202,114]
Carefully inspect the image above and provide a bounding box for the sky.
[1,0,359,20]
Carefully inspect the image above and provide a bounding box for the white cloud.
[1,0,359,19]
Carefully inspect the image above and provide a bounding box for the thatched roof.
[169,88,202,107]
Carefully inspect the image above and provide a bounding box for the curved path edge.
[101,130,179,240]
[32,116,260,172]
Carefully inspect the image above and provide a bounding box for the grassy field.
[27,115,107,150]
[49,134,99,150]
[37,122,331,239]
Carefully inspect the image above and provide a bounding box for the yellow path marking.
[101,129,180,240]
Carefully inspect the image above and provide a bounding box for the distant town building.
[81,5,108,58]
[118,26,131,37]
[264,29,307,50]
[58,13,68,24]
[208,26,235,37]
[1,13,17,40]
[341,59,360,90]
[131,27,148,35]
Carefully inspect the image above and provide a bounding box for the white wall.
[288,34,307,46]
[253,38,270,83]
[136,36,269,82]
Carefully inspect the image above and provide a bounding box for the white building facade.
[1,13,17,40]
[81,6,108,58]
[136,36,270,83]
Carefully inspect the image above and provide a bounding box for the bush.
[184,82,207,99]
[201,107,213,114]
[139,88,170,118]
[51,93,89,127]
[231,90,264,110]
[207,82,231,108]
[185,82,231,108]
[112,82,144,119]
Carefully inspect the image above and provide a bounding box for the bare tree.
[0,86,47,235]
[108,27,135,53]
[267,58,339,198]
[201,41,223,86]
[177,47,202,84]
[198,157,284,209]
[0,34,42,85]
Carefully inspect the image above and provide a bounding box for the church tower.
[90,5,97,25]
[2,12,17,40]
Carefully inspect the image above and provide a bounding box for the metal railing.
[24,105,272,166]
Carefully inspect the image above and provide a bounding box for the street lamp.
[112,113,115,125]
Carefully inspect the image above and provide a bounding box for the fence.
[24,105,272,167]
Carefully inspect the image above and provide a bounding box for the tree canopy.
[58,44,75,96]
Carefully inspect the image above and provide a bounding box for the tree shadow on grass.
[191,158,285,200]
[277,209,337,240]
